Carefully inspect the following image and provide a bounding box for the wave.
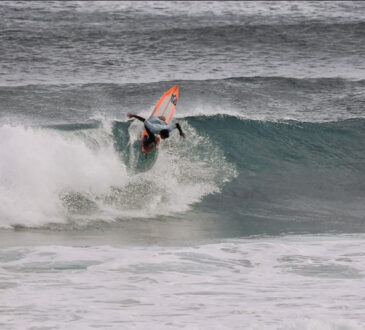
[2,75,365,89]
[2,75,365,126]
[0,118,237,228]
[0,115,364,230]
[189,116,365,233]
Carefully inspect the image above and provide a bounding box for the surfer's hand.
[127,113,134,119]
[180,132,186,138]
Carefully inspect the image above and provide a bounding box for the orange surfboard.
[141,86,179,153]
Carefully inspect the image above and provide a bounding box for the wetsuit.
[143,117,177,148]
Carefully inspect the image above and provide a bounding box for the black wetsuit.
[143,126,157,149]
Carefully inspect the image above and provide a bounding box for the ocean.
[0,1,364,329]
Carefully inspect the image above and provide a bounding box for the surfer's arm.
[176,123,185,138]
[163,122,185,137]
[128,113,145,122]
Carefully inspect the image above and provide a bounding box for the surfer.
[128,113,185,152]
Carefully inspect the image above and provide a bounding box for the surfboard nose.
[172,85,179,98]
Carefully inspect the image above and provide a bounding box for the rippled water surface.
[0,1,364,329]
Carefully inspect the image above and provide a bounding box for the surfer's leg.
[144,127,156,148]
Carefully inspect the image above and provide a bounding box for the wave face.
[0,116,364,234]
[188,116,365,234]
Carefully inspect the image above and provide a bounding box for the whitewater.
[0,2,364,329]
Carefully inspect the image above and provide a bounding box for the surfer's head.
[160,129,170,139]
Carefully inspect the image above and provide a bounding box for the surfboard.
[141,86,179,153]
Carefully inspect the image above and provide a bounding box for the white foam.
[1,234,364,329]
[0,125,128,227]
[0,122,236,227]
[281,319,364,330]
